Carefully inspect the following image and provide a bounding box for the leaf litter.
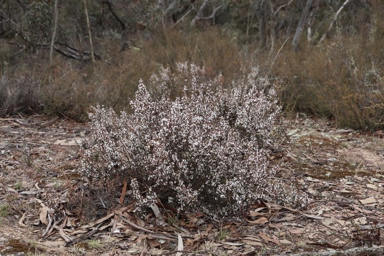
[0,115,384,255]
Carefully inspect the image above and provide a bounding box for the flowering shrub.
[80,63,308,216]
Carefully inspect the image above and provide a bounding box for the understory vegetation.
[0,0,383,130]
[80,64,308,216]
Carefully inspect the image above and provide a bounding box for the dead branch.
[119,215,156,234]
[65,224,102,246]
[172,9,192,27]
[191,0,222,26]
[104,0,126,30]
[54,42,101,61]
[274,0,294,16]
[318,0,351,43]
[42,213,53,237]
[18,212,27,228]
[163,0,178,16]
[58,226,72,243]
[198,5,222,20]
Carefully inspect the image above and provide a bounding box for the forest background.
[0,0,383,131]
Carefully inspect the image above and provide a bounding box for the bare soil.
[0,115,383,255]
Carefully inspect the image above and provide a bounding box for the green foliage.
[217,227,230,240]
[0,204,10,218]
[14,181,23,191]
[87,240,102,250]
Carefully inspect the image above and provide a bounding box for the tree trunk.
[258,0,267,48]
[292,0,314,51]
[49,0,58,64]
[83,0,95,63]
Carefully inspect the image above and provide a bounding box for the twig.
[119,215,156,234]
[268,36,290,76]
[307,240,350,249]
[58,225,72,243]
[42,213,54,237]
[172,9,192,27]
[38,117,59,128]
[162,250,193,255]
[119,178,128,205]
[119,215,177,240]
[18,212,28,228]
[278,205,324,220]
[66,224,102,246]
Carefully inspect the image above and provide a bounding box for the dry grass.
[272,30,384,130]
[0,27,244,121]
[1,17,384,130]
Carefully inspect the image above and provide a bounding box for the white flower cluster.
[80,63,308,216]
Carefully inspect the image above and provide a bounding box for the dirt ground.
[0,115,383,255]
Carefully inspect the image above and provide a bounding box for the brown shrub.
[0,63,42,117]
[0,27,245,121]
[272,31,384,130]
